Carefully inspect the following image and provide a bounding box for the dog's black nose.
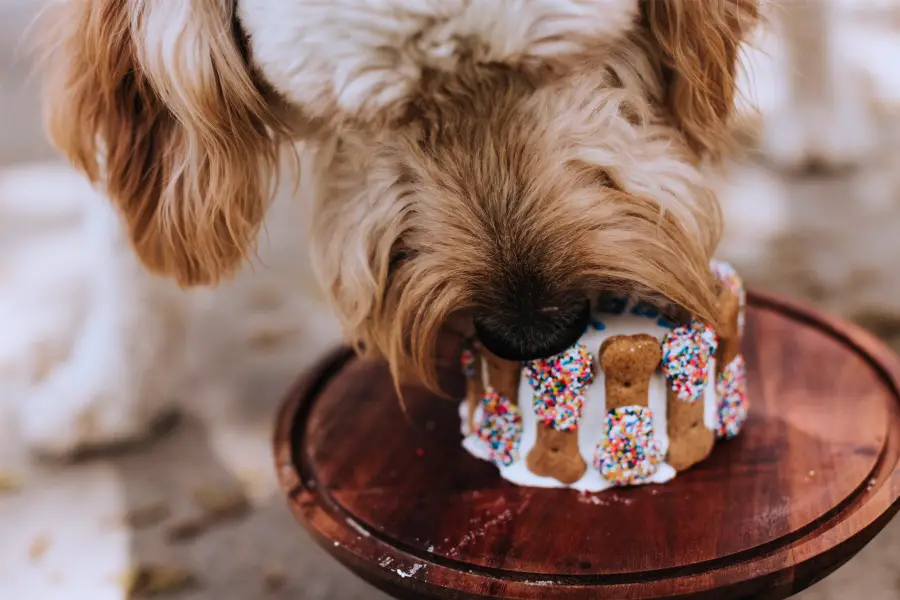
[474,294,591,362]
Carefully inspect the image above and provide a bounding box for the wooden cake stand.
[274,292,900,600]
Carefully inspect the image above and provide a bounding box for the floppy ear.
[39,0,290,285]
[643,0,758,160]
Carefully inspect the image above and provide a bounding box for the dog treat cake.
[459,260,748,491]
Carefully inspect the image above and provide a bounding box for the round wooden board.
[274,292,900,600]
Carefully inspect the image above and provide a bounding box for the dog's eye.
[389,247,416,272]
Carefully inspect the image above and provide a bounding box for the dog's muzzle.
[474,294,591,362]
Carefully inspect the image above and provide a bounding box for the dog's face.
[40,0,757,387]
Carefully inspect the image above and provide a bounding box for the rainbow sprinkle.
[587,317,607,332]
[711,260,746,336]
[594,406,663,486]
[477,389,523,466]
[525,344,594,432]
[716,355,748,439]
[662,320,718,403]
[460,340,477,380]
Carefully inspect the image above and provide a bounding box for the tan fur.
[37,0,758,391]
[643,0,759,159]
[38,0,298,286]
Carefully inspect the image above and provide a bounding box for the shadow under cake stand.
[273,291,900,600]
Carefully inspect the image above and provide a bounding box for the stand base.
[274,292,900,599]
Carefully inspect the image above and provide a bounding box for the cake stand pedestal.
[274,292,900,600]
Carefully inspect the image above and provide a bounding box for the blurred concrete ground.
[1,1,900,600]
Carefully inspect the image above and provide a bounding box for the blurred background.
[1,0,899,599]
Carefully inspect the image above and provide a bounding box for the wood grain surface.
[274,291,900,599]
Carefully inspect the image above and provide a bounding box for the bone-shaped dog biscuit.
[481,349,521,406]
[476,348,524,466]
[599,334,661,410]
[661,320,717,471]
[716,286,741,376]
[460,341,484,434]
[595,335,664,484]
[524,345,593,484]
[666,387,714,471]
[526,426,586,484]
[714,278,749,439]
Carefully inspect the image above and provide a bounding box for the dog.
[23,0,758,457]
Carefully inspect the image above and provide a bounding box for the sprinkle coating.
[477,389,523,466]
[525,344,594,432]
[716,355,748,439]
[662,320,718,403]
[594,406,663,486]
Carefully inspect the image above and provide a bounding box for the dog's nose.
[474,294,591,362]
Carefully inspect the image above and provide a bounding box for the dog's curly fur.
[39,0,758,389]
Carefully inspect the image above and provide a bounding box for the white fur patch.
[238,0,639,122]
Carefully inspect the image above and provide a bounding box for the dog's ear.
[643,0,758,160]
[39,0,292,285]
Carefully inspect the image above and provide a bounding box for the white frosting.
[704,357,718,431]
[460,305,719,492]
